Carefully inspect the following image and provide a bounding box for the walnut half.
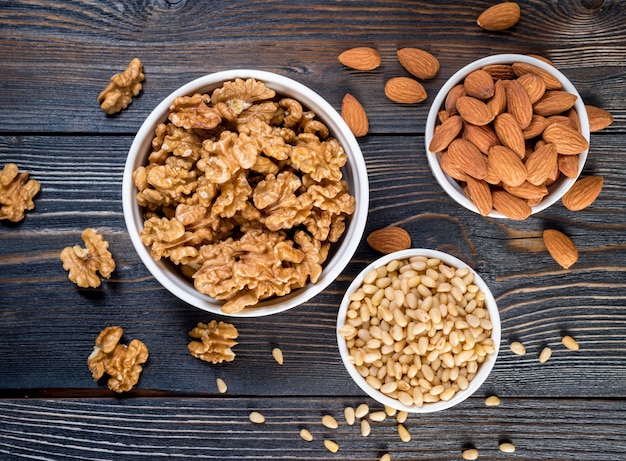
[188,320,238,364]
[87,326,149,393]
[0,163,40,222]
[60,228,116,288]
[97,57,144,115]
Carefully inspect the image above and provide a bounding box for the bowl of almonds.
[123,70,369,317]
[425,54,590,219]
[337,249,501,413]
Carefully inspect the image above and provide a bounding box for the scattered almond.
[477,2,521,31]
[341,93,369,137]
[367,226,411,254]
[543,229,578,269]
[384,77,427,104]
[338,47,381,71]
[561,175,603,211]
[586,105,614,132]
[397,47,440,80]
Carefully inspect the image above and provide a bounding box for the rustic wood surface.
[1,1,625,460]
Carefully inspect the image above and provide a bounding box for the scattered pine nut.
[272,347,284,365]
[485,395,501,406]
[396,411,408,424]
[539,346,552,363]
[344,406,356,425]
[384,405,397,417]
[369,411,387,422]
[562,335,580,351]
[462,448,479,460]
[322,414,339,429]
[397,423,411,442]
[509,341,526,355]
[324,439,339,453]
[499,442,516,453]
[299,428,313,441]
[215,377,227,394]
[355,403,369,419]
[380,454,391,461]
[249,411,265,424]
[360,418,371,437]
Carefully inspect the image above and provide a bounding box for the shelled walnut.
[60,228,116,288]
[188,320,238,364]
[97,57,144,115]
[0,163,40,222]
[87,326,149,393]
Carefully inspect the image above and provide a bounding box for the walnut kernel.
[97,57,144,114]
[60,228,116,288]
[0,163,40,222]
[188,320,238,364]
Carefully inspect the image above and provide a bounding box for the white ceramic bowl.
[123,70,369,317]
[425,54,590,218]
[336,249,501,413]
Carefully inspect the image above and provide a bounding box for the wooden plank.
[0,1,624,133]
[0,397,624,460]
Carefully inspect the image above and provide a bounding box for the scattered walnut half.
[60,228,116,288]
[97,57,144,115]
[87,326,149,393]
[188,320,238,364]
[0,163,40,222]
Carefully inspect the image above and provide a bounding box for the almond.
[384,77,427,104]
[481,64,516,80]
[341,93,369,137]
[487,79,508,117]
[522,114,549,139]
[464,176,493,216]
[494,112,525,158]
[447,138,488,179]
[464,69,495,100]
[463,123,500,155]
[429,115,463,153]
[492,189,532,220]
[477,2,521,31]
[488,145,527,187]
[503,181,548,200]
[585,105,614,132]
[542,122,589,155]
[561,175,603,211]
[338,47,381,71]
[512,62,563,90]
[543,229,578,269]
[367,227,412,254]
[533,91,578,116]
[445,84,467,115]
[397,48,440,80]
[557,154,580,178]
[525,142,558,185]
[506,79,533,129]
[456,96,495,126]
[439,151,468,181]
[517,72,546,104]
[567,107,581,132]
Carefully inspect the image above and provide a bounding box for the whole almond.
[533,91,578,117]
[338,47,381,71]
[517,72,546,104]
[492,189,532,220]
[585,105,614,132]
[397,48,440,80]
[542,122,589,155]
[494,112,525,158]
[367,227,412,254]
[543,229,578,269]
[384,77,427,104]
[464,69,495,100]
[487,79,508,117]
[341,93,369,137]
[481,63,516,80]
[456,96,495,126]
[503,181,548,200]
[445,84,467,115]
[506,79,533,129]
[522,114,550,139]
[439,151,468,181]
[512,62,563,90]
[464,176,493,216]
[464,123,500,155]
[525,142,558,185]
[557,154,580,178]
[488,144,527,187]
[448,138,488,179]
[429,115,463,153]
[477,2,521,31]
[561,175,603,211]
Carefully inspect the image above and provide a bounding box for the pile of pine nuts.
[339,255,496,407]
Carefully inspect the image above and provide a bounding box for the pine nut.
[322,414,339,429]
[380,454,391,461]
[499,442,516,453]
[539,346,552,363]
[323,439,339,453]
[344,406,356,425]
[215,377,227,394]
[462,448,479,460]
[272,347,284,365]
[384,405,397,417]
[360,418,371,437]
[369,411,387,422]
[562,335,580,351]
[299,428,313,442]
[396,410,408,424]
[249,411,265,424]
[509,341,526,355]
[485,395,501,406]
[355,403,369,419]
[397,423,411,442]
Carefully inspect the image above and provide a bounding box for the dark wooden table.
[1,1,625,459]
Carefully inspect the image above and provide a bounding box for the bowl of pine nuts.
[336,249,501,413]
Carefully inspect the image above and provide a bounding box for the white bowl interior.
[336,249,501,413]
[425,54,590,218]
[123,70,369,317]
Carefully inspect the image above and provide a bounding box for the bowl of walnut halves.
[123,70,369,317]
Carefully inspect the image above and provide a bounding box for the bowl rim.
[336,248,501,413]
[122,69,369,317]
[425,53,590,219]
